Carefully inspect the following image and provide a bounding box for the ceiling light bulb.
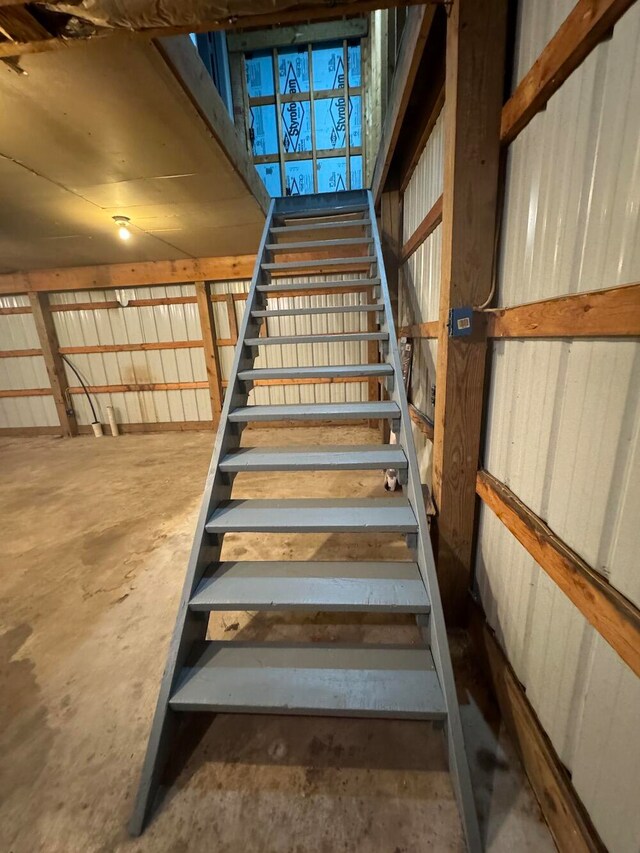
[112,215,132,242]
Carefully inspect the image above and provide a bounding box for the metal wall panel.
[500,3,640,307]
[477,5,640,851]
[511,0,575,90]
[402,109,444,240]
[0,294,58,428]
[399,106,443,483]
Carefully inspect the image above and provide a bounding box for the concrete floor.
[0,426,554,853]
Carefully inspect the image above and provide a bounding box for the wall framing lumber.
[469,603,607,853]
[501,0,636,145]
[409,403,434,440]
[397,321,439,339]
[0,348,42,358]
[371,5,436,203]
[0,253,370,296]
[0,425,62,437]
[0,387,52,398]
[195,281,224,418]
[400,194,443,265]
[432,0,507,623]
[227,19,368,52]
[477,470,640,678]
[486,282,640,338]
[28,291,78,437]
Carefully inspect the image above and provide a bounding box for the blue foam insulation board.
[281,99,312,153]
[286,160,314,195]
[250,104,279,156]
[312,42,345,91]
[278,47,310,94]
[256,163,281,196]
[245,50,274,97]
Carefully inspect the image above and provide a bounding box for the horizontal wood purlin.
[76,420,217,435]
[0,305,31,315]
[469,604,607,852]
[501,0,634,145]
[400,195,443,264]
[477,469,640,678]
[487,282,640,338]
[408,403,434,440]
[0,348,42,358]
[398,321,439,339]
[0,387,52,397]
[0,253,369,296]
[0,425,62,437]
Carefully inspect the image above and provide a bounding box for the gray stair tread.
[270,220,369,233]
[205,498,417,533]
[190,561,429,612]
[219,445,407,472]
[263,256,376,270]
[238,363,392,381]
[277,202,369,218]
[169,642,445,719]
[266,237,372,251]
[258,277,379,293]
[252,305,383,318]
[245,331,388,346]
[229,401,400,422]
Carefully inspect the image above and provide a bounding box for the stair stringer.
[366,192,482,852]
[127,198,276,836]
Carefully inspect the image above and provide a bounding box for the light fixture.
[112,215,132,241]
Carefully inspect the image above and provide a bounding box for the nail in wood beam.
[28,292,77,437]
[432,0,507,623]
[195,281,223,418]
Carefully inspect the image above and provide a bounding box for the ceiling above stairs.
[0,35,268,274]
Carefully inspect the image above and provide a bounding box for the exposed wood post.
[195,281,224,420]
[432,0,507,622]
[28,292,77,437]
[224,293,239,343]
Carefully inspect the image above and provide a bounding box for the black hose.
[61,355,98,423]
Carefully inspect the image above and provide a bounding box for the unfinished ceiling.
[0,35,267,274]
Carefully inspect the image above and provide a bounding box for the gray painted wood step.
[270,219,369,234]
[238,363,391,382]
[251,304,383,318]
[263,256,376,271]
[276,202,369,219]
[205,498,417,534]
[228,401,400,422]
[169,642,445,719]
[266,237,373,251]
[219,445,407,472]
[258,277,379,294]
[189,561,429,612]
[244,332,388,347]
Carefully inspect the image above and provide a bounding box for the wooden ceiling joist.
[0,0,427,59]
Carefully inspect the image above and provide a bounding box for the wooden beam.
[398,321,439,339]
[0,305,31,315]
[501,0,635,145]
[409,403,434,440]
[400,194,443,265]
[225,294,239,344]
[0,347,42,358]
[371,5,436,203]
[469,604,607,852]
[432,0,507,623]
[477,470,640,678]
[28,292,78,437]
[0,425,62,437]
[487,282,640,338]
[0,387,52,398]
[227,19,368,52]
[0,251,369,296]
[195,281,224,418]
[380,190,403,327]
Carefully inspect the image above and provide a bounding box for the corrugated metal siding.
[477,4,640,851]
[0,294,58,428]
[500,2,640,307]
[52,285,210,425]
[511,0,574,89]
[399,107,444,482]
